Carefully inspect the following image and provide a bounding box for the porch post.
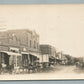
[0,53,1,64]
[28,54,30,64]
[16,56,17,67]
[32,55,33,65]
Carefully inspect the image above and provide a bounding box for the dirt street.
[0,65,84,80]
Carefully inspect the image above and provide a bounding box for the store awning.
[29,52,40,58]
[10,47,19,52]
[21,52,29,55]
[49,56,56,59]
[0,51,21,56]
[56,58,62,62]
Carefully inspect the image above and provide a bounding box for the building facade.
[40,44,56,64]
[0,29,40,68]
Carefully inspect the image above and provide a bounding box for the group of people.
[23,62,41,73]
[27,62,51,73]
[22,62,51,73]
[0,62,15,74]
[76,61,84,69]
[0,62,52,74]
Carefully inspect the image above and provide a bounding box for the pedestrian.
[1,62,6,74]
[37,62,40,72]
[28,64,32,73]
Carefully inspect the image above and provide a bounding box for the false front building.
[40,44,56,65]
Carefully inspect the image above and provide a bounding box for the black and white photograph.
[0,4,84,80]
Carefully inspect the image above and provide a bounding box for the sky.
[0,4,84,57]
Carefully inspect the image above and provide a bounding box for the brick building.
[0,29,40,69]
[7,29,39,52]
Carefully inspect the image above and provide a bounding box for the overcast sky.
[0,4,84,57]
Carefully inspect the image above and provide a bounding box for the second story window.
[34,41,36,49]
[37,43,39,50]
[30,40,31,48]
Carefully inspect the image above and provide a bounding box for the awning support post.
[16,56,17,67]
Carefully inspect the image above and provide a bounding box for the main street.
[0,65,84,80]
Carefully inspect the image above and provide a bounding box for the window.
[37,43,39,50]
[34,41,36,49]
[30,40,31,48]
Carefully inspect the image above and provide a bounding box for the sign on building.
[23,47,26,51]
[10,47,19,53]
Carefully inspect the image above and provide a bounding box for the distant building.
[56,52,62,59]
[40,44,56,64]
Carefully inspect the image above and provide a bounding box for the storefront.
[21,52,29,68]
[0,51,22,70]
[29,52,40,65]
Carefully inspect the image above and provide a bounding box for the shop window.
[17,56,22,67]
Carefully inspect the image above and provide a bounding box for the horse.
[28,63,38,73]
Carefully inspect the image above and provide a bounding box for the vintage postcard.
[0,4,84,80]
